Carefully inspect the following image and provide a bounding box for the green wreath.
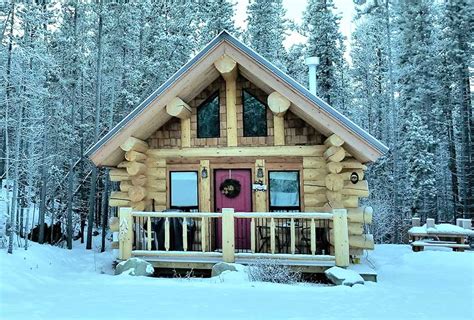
[219,179,241,198]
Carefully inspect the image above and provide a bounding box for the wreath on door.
[219,179,241,198]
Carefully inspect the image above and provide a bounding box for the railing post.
[332,209,349,267]
[222,208,235,263]
[119,207,133,260]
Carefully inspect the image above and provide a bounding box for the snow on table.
[409,223,474,236]
[1,242,473,320]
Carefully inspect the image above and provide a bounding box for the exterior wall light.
[201,167,208,179]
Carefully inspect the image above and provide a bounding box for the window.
[170,171,198,211]
[243,90,267,137]
[268,171,300,211]
[197,92,220,138]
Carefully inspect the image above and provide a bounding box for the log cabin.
[86,31,388,275]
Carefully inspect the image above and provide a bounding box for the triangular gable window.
[243,90,267,137]
[197,92,220,138]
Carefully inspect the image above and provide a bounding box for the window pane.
[269,171,300,207]
[243,90,267,137]
[197,93,220,138]
[170,172,198,207]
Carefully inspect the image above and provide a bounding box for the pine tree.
[245,0,287,70]
[395,0,440,221]
[196,0,238,48]
[302,0,344,106]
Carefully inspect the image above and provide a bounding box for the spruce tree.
[302,0,344,106]
[245,0,287,70]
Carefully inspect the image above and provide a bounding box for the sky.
[234,0,355,50]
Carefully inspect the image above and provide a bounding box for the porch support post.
[222,208,235,263]
[119,207,133,260]
[332,209,350,267]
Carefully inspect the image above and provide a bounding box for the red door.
[215,169,252,250]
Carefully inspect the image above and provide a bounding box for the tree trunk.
[87,0,104,249]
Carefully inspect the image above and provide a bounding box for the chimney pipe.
[305,56,320,95]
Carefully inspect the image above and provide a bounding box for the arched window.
[197,92,220,138]
[243,90,267,137]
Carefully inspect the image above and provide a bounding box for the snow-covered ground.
[1,242,473,320]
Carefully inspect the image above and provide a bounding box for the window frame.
[169,171,199,212]
[242,89,268,137]
[197,91,220,139]
[268,170,301,212]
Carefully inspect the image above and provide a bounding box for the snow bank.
[1,243,473,319]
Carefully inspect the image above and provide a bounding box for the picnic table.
[408,218,473,252]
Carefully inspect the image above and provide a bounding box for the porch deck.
[117,208,352,274]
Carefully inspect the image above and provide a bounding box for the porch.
[117,207,351,273]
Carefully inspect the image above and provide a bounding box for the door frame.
[212,168,253,213]
[212,168,253,250]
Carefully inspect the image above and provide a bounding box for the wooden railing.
[118,207,350,267]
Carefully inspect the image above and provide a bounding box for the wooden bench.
[411,240,470,252]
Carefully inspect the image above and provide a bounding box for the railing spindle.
[183,217,188,251]
[311,218,316,255]
[201,217,207,252]
[270,217,276,254]
[290,218,296,254]
[147,217,152,251]
[164,217,170,251]
[250,218,256,253]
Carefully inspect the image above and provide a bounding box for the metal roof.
[85,30,388,160]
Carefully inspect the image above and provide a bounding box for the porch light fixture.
[257,167,264,179]
[201,167,208,179]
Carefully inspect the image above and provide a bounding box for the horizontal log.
[343,196,359,208]
[303,168,327,180]
[166,97,192,120]
[341,159,367,170]
[109,168,129,181]
[120,136,149,153]
[146,168,166,179]
[119,181,132,192]
[329,222,364,235]
[330,232,374,249]
[324,134,344,147]
[146,179,166,192]
[327,162,343,174]
[326,191,342,203]
[267,91,290,117]
[302,157,326,169]
[347,206,373,224]
[109,217,119,232]
[110,191,129,200]
[303,185,326,194]
[126,161,147,176]
[214,54,237,79]
[325,173,344,191]
[128,186,147,202]
[324,146,346,162]
[131,175,147,187]
[125,150,147,162]
[305,194,327,207]
[341,169,365,181]
[304,204,332,213]
[341,188,369,197]
[117,161,130,169]
[147,146,326,158]
[144,158,166,168]
[304,180,326,188]
[147,191,166,205]
[109,198,130,207]
[343,180,368,191]
[131,200,148,211]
